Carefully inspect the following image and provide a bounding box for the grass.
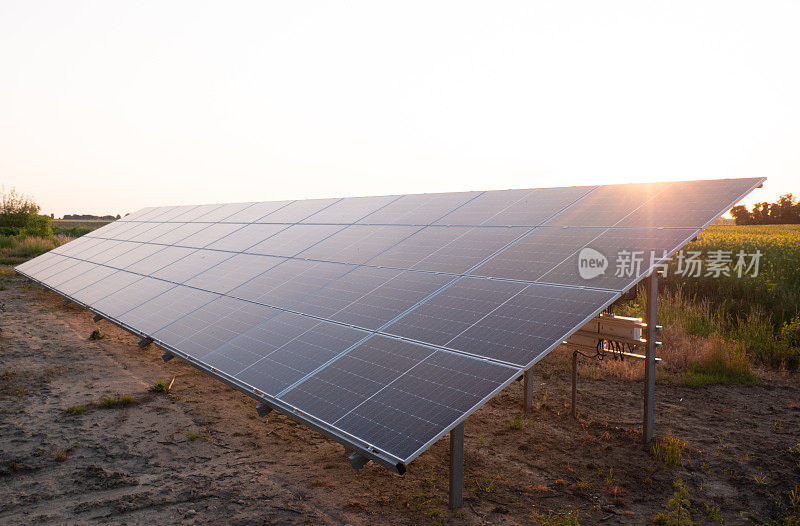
[652,433,686,468]
[530,509,580,526]
[149,379,173,393]
[680,340,760,387]
[0,235,60,259]
[509,413,528,430]
[704,503,723,523]
[652,477,693,525]
[89,329,104,341]
[185,431,208,442]
[63,404,87,415]
[96,394,135,408]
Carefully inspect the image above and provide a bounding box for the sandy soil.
[1,272,799,525]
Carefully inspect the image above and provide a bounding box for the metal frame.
[643,271,658,444]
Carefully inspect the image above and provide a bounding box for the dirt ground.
[1,272,799,525]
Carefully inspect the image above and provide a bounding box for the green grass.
[652,433,686,468]
[63,404,87,415]
[509,413,528,430]
[681,341,761,387]
[96,395,135,408]
[186,431,208,442]
[652,477,693,525]
[0,235,60,260]
[149,380,171,393]
[89,329,104,341]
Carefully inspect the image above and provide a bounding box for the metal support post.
[349,452,370,470]
[161,352,174,363]
[92,314,103,322]
[571,351,578,419]
[643,271,658,444]
[138,337,153,349]
[256,403,272,418]
[449,422,464,510]
[523,370,534,412]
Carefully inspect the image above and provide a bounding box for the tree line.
[730,194,800,225]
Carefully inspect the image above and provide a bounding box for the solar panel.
[16,176,765,470]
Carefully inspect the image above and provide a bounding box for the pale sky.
[1,1,797,218]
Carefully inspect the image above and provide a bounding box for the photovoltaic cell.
[258,197,341,223]
[208,312,367,396]
[384,277,527,347]
[15,177,765,468]
[150,249,233,283]
[227,258,355,311]
[281,336,518,461]
[296,224,421,265]
[538,227,696,290]
[301,195,399,224]
[57,264,117,296]
[357,191,481,225]
[193,202,256,222]
[616,178,764,228]
[245,224,345,257]
[117,285,218,336]
[183,253,286,294]
[290,266,453,329]
[470,226,602,282]
[487,185,598,226]
[220,200,293,223]
[204,223,287,252]
[71,270,143,305]
[369,226,525,273]
[543,182,667,227]
[90,276,175,319]
[445,283,617,367]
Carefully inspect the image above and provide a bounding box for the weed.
[54,450,67,462]
[89,329,104,340]
[186,431,208,442]
[652,477,693,525]
[681,339,760,386]
[652,433,686,468]
[95,394,135,408]
[753,471,768,485]
[509,413,527,430]
[530,509,580,526]
[571,480,594,491]
[63,404,87,415]
[149,379,173,393]
[704,502,722,523]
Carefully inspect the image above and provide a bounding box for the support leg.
[643,272,658,444]
[449,422,464,510]
[523,370,534,412]
[571,351,578,419]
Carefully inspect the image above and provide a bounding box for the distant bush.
[0,186,52,241]
[23,214,52,237]
[0,186,39,228]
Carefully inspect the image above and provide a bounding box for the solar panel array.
[15,177,764,468]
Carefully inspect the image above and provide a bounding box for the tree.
[0,186,52,237]
[0,186,40,228]
[730,194,800,225]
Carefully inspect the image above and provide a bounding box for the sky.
[1,1,797,218]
